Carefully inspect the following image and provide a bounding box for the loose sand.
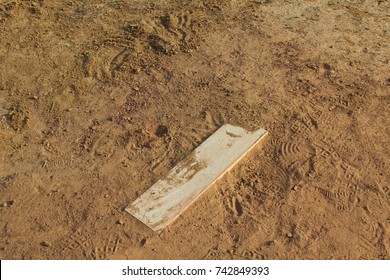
[0,0,389,259]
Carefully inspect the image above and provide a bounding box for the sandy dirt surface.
[0,0,389,260]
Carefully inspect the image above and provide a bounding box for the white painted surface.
[125,124,268,231]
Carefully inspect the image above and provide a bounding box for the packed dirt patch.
[0,0,389,259]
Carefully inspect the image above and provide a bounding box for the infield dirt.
[0,0,389,259]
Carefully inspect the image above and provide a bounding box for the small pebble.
[117,220,124,225]
[41,241,52,247]
[286,232,293,238]
[2,200,14,207]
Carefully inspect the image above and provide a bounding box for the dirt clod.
[155,125,168,137]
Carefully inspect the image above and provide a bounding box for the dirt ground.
[0,0,389,260]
